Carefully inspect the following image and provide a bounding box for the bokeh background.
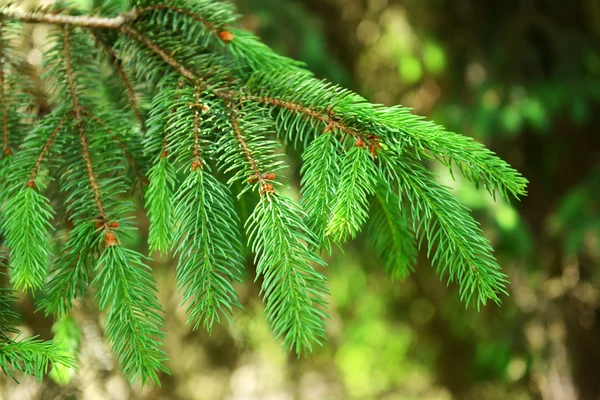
[1,0,600,399]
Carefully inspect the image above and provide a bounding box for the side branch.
[27,116,68,187]
[63,27,106,220]
[226,102,274,195]
[0,7,129,29]
[120,26,201,85]
[133,5,219,35]
[191,86,203,170]
[249,95,369,144]
[83,109,146,185]
[0,20,8,155]
[89,31,144,129]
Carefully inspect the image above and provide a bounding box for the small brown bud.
[3,147,12,156]
[201,104,210,114]
[108,221,120,229]
[263,173,276,180]
[354,138,365,148]
[218,31,235,42]
[95,217,105,229]
[161,150,168,158]
[260,183,275,195]
[192,160,203,171]
[104,231,119,247]
[26,180,35,189]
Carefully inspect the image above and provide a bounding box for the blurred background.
[1,0,600,399]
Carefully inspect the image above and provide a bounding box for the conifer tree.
[0,0,527,386]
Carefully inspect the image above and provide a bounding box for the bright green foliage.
[300,132,341,251]
[38,222,98,317]
[172,170,244,331]
[247,194,329,353]
[0,0,527,386]
[0,272,75,382]
[368,183,417,281]
[326,146,378,242]
[145,158,176,254]
[3,188,54,291]
[0,337,75,383]
[94,245,168,386]
[380,151,509,307]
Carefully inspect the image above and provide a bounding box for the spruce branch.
[93,244,169,385]
[368,182,417,281]
[380,150,509,307]
[172,170,244,331]
[326,146,378,242]
[89,31,145,129]
[0,0,529,385]
[247,194,329,353]
[0,272,75,382]
[300,132,342,251]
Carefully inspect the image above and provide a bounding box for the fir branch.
[27,115,67,187]
[227,101,268,190]
[83,108,145,185]
[38,222,98,317]
[62,26,107,220]
[145,158,175,255]
[3,187,54,291]
[120,26,202,85]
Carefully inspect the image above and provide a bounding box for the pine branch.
[0,0,528,385]
[0,272,75,382]
[145,157,176,254]
[89,31,145,129]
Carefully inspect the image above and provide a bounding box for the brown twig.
[0,7,131,29]
[89,31,145,130]
[63,26,106,220]
[191,86,203,170]
[120,26,201,85]
[249,95,368,144]
[83,108,146,185]
[0,19,9,155]
[226,102,274,194]
[27,115,68,187]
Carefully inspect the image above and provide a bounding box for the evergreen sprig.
[0,0,528,385]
